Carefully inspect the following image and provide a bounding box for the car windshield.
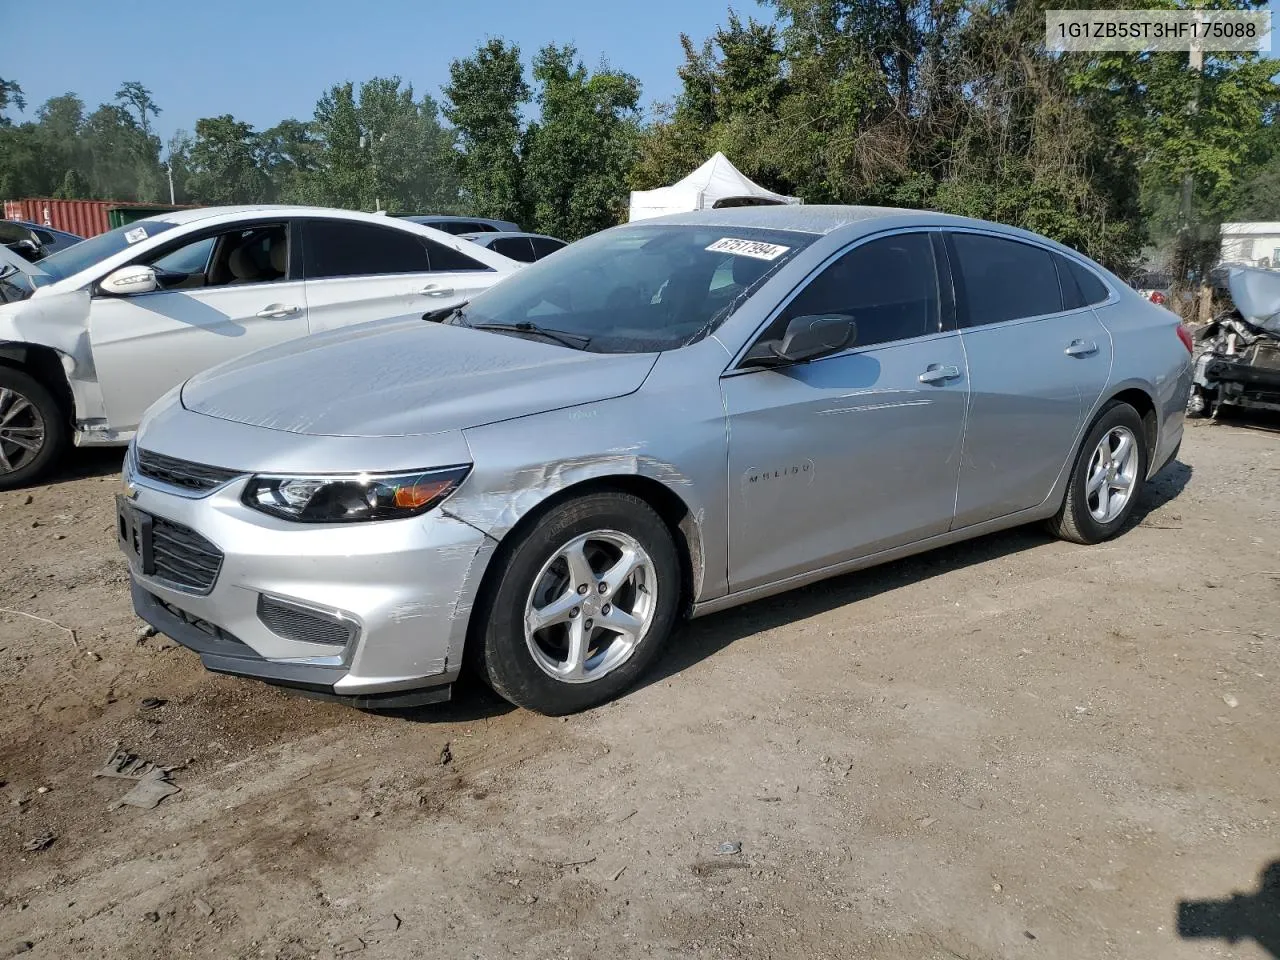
[451,224,815,353]
[33,219,180,285]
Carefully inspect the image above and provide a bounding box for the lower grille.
[149,593,251,653]
[257,595,354,647]
[137,449,242,493]
[151,516,224,593]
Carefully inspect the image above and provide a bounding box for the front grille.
[257,596,353,647]
[151,516,224,593]
[137,449,242,493]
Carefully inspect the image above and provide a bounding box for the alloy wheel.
[0,386,46,476]
[523,530,658,683]
[1085,425,1139,524]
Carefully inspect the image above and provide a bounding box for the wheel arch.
[0,341,76,427]
[1101,383,1158,467]
[464,473,704,638]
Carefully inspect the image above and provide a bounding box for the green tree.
[0,78,23,125]
[444,39,529,222]
[185,115,271,204]
[522,45,641,239]
[115,81,161,138]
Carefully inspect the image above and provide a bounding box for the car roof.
[17,221,82,239]
[461,231,562,242]
[635,204,1100,260]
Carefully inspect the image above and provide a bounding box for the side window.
[1055,254,1085,311]
[424,238,490,272]
[1068,258,1109,306]
[530,237,566,260]
[303,221,430,279]
[768,232,940,349]
[950,233,1063,326]
[491,237,536,263]
[144,225,287,290]
[32,229,54,245]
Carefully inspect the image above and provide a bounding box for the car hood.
[181,316,659,437]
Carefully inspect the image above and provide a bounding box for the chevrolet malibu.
[118,206,1192,715]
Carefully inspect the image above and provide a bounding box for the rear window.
[949,232,1063,326]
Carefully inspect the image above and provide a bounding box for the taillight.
[1150,291,1167,305]
[1176,324,1194,354]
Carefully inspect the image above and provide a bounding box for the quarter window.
[303,221,430,279]
[949,232,1063,326]
[425,238,490,272]
[530,236,566,260]
[1067,258,1109,306]
[766,232,941,349]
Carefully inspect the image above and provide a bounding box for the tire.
[474,490,681,715]
[1047,401,1149,545]
[0,366,67,491]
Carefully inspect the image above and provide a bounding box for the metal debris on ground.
[716,841,743,856]
[362,914,400,942]
[94,744,185,811]
[22,834,53,852]
[139,697,167,711]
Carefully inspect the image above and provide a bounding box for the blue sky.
[5,0,1276,147]
[5,0,765,145]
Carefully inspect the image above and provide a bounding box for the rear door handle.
[918,363,961,384]
[420,284,455,298]
[255,304,300,319]
[1065,339,1099,357]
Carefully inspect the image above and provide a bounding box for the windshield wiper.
[468,321,591,350]
[424,302,468,323]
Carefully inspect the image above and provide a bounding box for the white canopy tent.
[628,152,799,222]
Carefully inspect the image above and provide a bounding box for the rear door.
[301,219,497,334]
[946,231,1113,528]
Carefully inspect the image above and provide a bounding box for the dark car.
[394,215,521,236]
[460,231,567,263]
[14,221,82,256]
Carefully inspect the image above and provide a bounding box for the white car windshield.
[450,224,816,353]
[34,220,180,285]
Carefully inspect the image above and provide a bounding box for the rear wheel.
[1047,401,1148,545]
[0,367,67,491]
[474,491,681,715]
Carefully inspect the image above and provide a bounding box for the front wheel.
[1047,401,1149,545]
[0,367,67,491]
[474,491,681,715]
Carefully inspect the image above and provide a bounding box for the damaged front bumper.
[122,458,493,708]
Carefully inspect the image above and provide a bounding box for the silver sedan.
[117,206,1193,715]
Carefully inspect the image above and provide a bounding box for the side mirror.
[99,264,158,297]
[742,314,856,368]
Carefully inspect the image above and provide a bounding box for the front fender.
[0,291,106,428]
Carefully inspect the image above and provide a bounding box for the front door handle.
[918,363,961,385]
[255,304,300,319]
[420,284,455,298]
[1065,339,1099,357]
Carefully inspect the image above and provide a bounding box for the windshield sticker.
[706,237,791,261]
[124,227,148,244]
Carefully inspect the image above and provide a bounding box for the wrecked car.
[1187,265,1280,417]
[0,205,518,488]
[119,206,1192,716]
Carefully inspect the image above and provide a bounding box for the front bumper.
[122,460,493,703]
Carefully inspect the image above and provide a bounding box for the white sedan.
[0,205,518,488]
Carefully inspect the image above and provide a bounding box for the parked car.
[118,206,1192,715]
[0,221,52,263]
[13,220,83,256]
[395,215,521,235]
[461,231,567,263]
[0,205,518,488]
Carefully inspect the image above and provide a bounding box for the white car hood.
[181,316,659,437]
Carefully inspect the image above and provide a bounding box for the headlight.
[243,465,470,523]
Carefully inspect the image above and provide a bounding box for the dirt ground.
[0,415,1277,960]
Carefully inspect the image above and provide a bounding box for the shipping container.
[2,198,195,238]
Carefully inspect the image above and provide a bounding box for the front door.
[945,231,1114,528]
[722,231,969,592]
[90,222,308,433]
